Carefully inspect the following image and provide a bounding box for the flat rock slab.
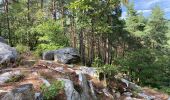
[0,71,21,84]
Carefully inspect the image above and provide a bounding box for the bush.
[40,80,64,100]
[16,44,30,54]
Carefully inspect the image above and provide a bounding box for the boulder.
[42,51,55,60]
[0,42,17,64]
[58,78,80,100]
[0,71,21,85]
[0,37,6,44]
[2,84,34,100]
[43,47,80,64]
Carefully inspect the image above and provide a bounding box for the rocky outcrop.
[43,47,80,64]
[0,42,17,65]
[2,84,34,100]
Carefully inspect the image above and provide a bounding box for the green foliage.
[34,43,64,57]
[16,44,30,54]
[40,80,64,100]
[92,57,104,68]
[100,64,119,77]
[5,74,25,83]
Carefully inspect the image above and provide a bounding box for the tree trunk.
[4,0,12,46]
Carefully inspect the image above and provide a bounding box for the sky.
[122,0,170,19]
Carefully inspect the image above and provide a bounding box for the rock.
[43,47,80,64]
[88,80,97,100]
[0,37,6,43]
[39,78,51,87]
[35,92,43,100]
[54,47,80,64]
[67,64,74,68]
[53,67,64,73]
[120,78,142,91]
[129,82,142,91]
[123,92,133,97]
[79,66,97,77]
[102,88,114,98]
[58,78,80,100]
[42,51,55,60]
[138,92,155,100]
[115,92,121,98]
[168,97,170,100]
[2,84,34,100]
[0,42,17,64]
[76,71,90,100]
[0,71,21,84]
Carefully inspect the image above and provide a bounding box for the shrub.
[34,43,64,57]
[40,80,64,100]
[16,44,30,54]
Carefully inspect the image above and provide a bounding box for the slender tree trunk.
[41,0,43,9]
[52,0,56,20]
[4,0,12,46]
[79,29,85,65]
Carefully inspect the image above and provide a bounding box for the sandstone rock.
[0,42,17,64]
[2,84,34,100]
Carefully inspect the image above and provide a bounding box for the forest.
[0,0,170,100]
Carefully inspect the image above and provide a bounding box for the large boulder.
[43,47,80,64]
[0,37,6,44]
[0,42,17,64]
[2,84,35,100]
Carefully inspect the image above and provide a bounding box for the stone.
[138,92,155,100]
[88,80,97,100]
[58,78,80,100]
[102,88,114,99]
[42,47,80,64]
[0,71,21,84]
[120,78,142,91]
[123,92,133,97]
[2,84,34,100]
[79,66,97,77]
[35,92,43,100]
[0,37,6,43]
[0,42,17,64]
[76,71,90,100]
[54,47,80,64]
[42,51,55,60]
[39,78,51,87]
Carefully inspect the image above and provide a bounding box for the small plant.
[16,44,30,54]
[5,74,25,83]
[40,80,64,100]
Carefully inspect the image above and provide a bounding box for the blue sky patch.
[122,0,170,19]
